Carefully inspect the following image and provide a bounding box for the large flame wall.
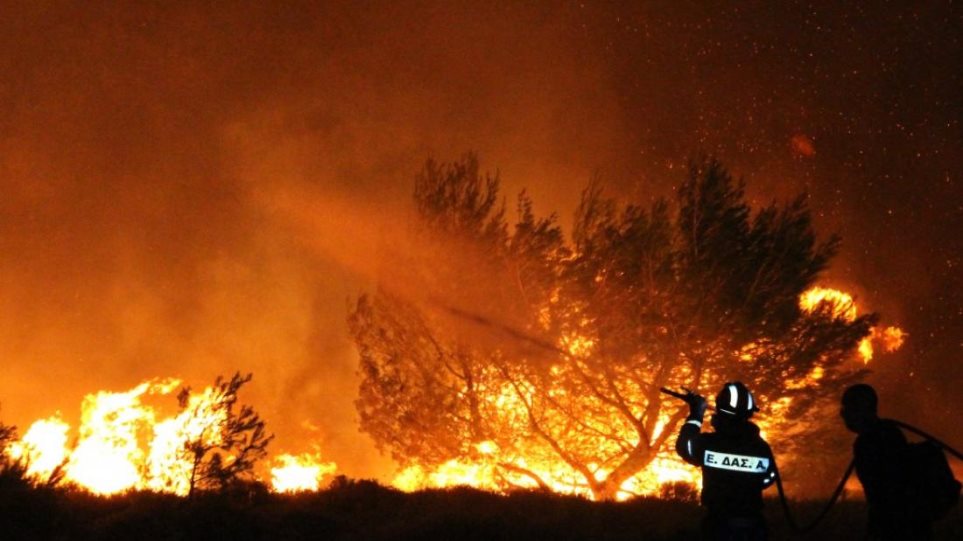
[6,287,901,499]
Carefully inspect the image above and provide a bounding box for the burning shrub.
[6,372,274,497]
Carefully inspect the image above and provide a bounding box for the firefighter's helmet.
[714,381,758,419]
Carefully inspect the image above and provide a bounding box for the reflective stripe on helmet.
[716,382,757,417]
[685,419,702,427]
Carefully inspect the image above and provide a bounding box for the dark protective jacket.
[676,417,776,518]
[854,418,932,539]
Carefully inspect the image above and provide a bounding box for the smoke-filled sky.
[1,1,960,479]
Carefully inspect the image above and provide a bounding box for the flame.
[475,440,498,455]
[270,452,337,493]
[798,286,905,363]
[65,379,179,494]
[6,377,337,496]
[560,333,595,358]
[390,448,702,501]
[4,286,900,500]
[799,287,858,320]
[386,329,704,500]
[621,456,700,494]
[390,378,704,501]
[389,286,903,500]
[7,416,70,481]
[145,384,230,495]
[394,460,505,493]
[879,326,906,352]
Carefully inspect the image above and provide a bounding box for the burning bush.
[4,372,275,497]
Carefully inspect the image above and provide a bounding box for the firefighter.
[675,381,776,541]
[840,383,933,540]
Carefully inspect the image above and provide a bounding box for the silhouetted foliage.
[178,372,274,498]
[349,154,876,500]
[0,420,14,449]
[0,479,960,541]
[0,420,15,461]
[658,481,699,503]
[0,419,29,488]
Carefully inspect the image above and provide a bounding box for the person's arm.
[675,394,708,466]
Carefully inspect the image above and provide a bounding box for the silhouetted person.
[840,384,933,540]
[676,381,776,541]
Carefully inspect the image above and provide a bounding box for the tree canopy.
[349,154,874,500]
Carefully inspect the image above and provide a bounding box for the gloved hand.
[685,391,708,420]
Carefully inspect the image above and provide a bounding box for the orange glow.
[790,134,816,157]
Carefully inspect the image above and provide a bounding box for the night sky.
[0,1,960,480]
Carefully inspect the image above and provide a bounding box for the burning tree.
[349,155,875,500]
[173,372,274,498]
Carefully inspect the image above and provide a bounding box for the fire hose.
[772,456,854,533]
[774,421,962,534]
[892,420,963,462]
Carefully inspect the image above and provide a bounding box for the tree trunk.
[592,445,658,501]
[188,452,202,499]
